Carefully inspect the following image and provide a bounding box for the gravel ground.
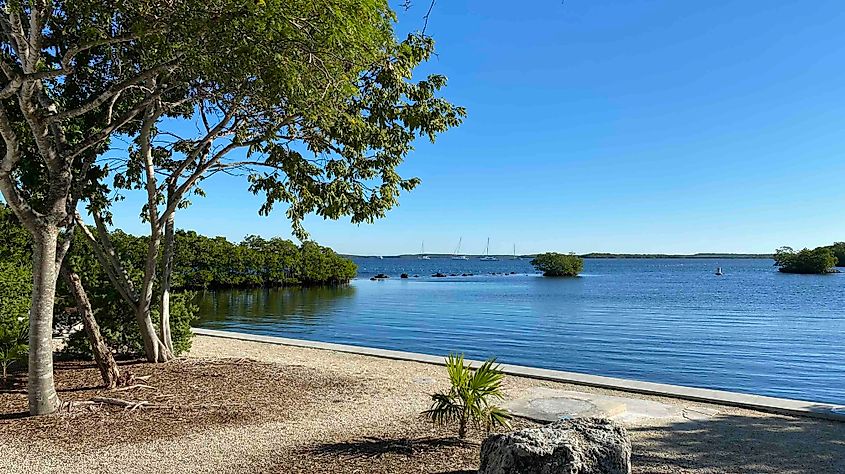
[2,335,844,473]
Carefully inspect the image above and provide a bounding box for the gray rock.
[479,418,631,474]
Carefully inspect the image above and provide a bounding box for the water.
[195,258,845,404]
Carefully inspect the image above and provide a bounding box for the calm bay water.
[195,258,845,404]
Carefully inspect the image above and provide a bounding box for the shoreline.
[4,332,844,473]
[194,328,845,421]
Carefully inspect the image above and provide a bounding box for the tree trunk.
[135,104,173,363]
[159,201,175,353]
[61,267,121,388]
[28,230,61,415]
[136,224,173,363]
[137,305,172,363]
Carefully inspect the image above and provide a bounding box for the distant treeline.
[172,232,357,289]
[1,206,357,291]
[360,253,775,259]
[579,253,773,259]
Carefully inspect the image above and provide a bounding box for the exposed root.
[111,384,156,392]
[62,396,226,412]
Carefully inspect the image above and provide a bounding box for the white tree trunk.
[28,230,61,415]
[160,207,175,353]
[136,304,172,363]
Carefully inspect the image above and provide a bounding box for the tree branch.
[77,212,140,310]
[48,58,180,123]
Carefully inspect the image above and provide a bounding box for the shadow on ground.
[308,436,472,459]
[631,408,845,473]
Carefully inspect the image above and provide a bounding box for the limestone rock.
[479,418,631,474]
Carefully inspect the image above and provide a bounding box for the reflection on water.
[195,258,845,404]
[197,285,356,330]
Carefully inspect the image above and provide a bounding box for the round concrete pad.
[511,396,627,422]
[506,388,702,423]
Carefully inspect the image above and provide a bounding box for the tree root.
[110,384,156,392]
[63,396,223,412]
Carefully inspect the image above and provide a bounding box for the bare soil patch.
[0,357,360,449]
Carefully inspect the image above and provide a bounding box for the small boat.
[377,256,383,260]
[451,237,469,260]
[480,237,498,261]
[715,266,723,276]
[419,241,431,260]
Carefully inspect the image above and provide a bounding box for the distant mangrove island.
[774,243,844,274]
[349,252,775,259]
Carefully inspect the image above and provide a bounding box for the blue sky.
[107,0,845,255]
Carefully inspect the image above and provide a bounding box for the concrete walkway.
[194,328,845,422]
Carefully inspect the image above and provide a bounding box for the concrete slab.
[506,388,696,423]
[507,390,627,422]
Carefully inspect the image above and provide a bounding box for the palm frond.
[423,392,462,426]
[422,355,513,438]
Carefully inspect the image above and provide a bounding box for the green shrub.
[0,262,30,381]
[773,246,837,274]
[827,242,845,267]
[63,291,198,359]
[530,252,584,277]
[423,354,512,439]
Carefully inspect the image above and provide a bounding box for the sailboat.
[419,241,431,260]
[512,244,519,260]
[451,237,469,260]
[480,238,498,261]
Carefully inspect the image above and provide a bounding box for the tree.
[773,246,837,274]
[78,3,463,357]
[530,252,584,277]
[2,0,461,414]
[0,0,203,414]
[2,203,124,388]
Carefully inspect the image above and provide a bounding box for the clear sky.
[107,0,845,256]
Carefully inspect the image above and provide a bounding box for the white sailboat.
[480,237,498,261]
[451,237,469,260]
[512,244,519,260]
[419,241,431,260]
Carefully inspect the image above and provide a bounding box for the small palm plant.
[423,354,512,439]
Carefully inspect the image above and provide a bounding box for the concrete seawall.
[193,327,845,422]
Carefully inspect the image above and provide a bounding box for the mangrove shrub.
[531,252,584,277]
[773,246,837,274]
[825,242,845,267]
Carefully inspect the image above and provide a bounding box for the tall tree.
[80,8,464,353]
[0,0,189,414]
[1,0,462,415]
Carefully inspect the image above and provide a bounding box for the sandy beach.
[1,334,843,474]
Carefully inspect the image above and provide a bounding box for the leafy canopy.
[823,242,845,267]
[773,246,837,274]
[531,252,584,277]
